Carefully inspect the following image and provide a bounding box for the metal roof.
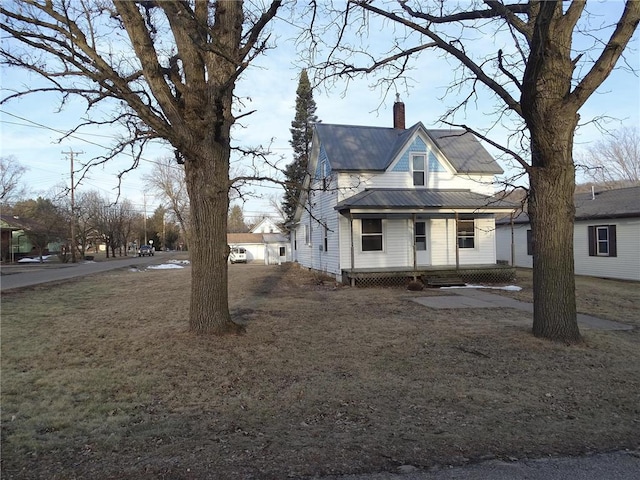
[315,123,503,174]
[573,186,640,219]
[335,189,518,211]
[497,186,640,224]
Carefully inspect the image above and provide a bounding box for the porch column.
[510,212,515,266]
[455,212,460,270]
[412,214,417,279]
[349,213,355,287]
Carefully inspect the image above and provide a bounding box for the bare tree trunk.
[526,101,581,343]
[185,143,243,335]
[529,156,580,343]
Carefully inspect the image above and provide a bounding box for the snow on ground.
[148,263,186,270]
[167,259,191,265]
[442,284,522,291]
[17,255,57,263]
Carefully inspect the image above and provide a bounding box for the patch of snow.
[442,284,522,291]
[148,263,185,270]
[17,255,56,263]
[167,259,191,265]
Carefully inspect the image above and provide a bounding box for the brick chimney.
[393,93,405,129]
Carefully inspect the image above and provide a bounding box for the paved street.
[0,253,169,292]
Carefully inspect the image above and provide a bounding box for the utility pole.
[62,149,83,263]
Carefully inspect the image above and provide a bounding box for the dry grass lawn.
[1,259,639,479]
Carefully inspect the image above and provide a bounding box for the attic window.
[412,154,426,186]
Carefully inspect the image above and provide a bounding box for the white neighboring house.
[288,97,517,284]
[251,217,282,234]
[496,186,640,282]
[227,217,289,265]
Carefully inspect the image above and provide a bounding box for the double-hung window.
[588,225,617,257]
[415,221,427,251]
[412,154,426,186]
[457,217,475,249]
[361,219,383,251]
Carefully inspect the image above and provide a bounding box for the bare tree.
[143,157,190,242]
[578,127,640,186]
[0,156,28,205]
[1,0,284,334]
[312,0,639,343]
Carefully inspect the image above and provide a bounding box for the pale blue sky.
[1,2,638,220]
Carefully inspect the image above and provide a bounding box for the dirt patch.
[1,262,639,479]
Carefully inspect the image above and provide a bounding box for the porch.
[341,263,516,288]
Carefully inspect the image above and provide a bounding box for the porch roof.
[335,189,517,214]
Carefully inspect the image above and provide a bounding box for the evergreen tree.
[282,69,319,224]
[227,205,248,233]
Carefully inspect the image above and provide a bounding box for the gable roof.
[498,186,640,224]
[336,189,517,212]
[315,123,503,174]
[227,233,264,245]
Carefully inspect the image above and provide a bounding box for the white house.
[289,97,517,285]
[496,186,640,281]
[250,217,282,234]
[227,217,289,265]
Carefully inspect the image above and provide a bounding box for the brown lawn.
[1,259,639,479]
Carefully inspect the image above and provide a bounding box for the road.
[0,253,170,292]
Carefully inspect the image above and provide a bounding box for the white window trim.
[360,218,385,253]
[411,153,427,187]
[596,225,609,256]
[457,218,476,249]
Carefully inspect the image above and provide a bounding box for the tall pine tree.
[282,69,319,224]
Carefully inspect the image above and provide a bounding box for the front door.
[415,221,430,266]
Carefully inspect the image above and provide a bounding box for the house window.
[293,229,297,250]
[415,221,426,251]
[526,229,533,256]
[321,161,329,190]
[412,154,426,186]
[361,218,383,251]
[279,246,286,257]
[304,224,310,245]
[588,225,617,257]
[457,217,475,249]
[323,224,328,252]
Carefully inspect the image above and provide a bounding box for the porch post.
[455,212,460,270]
[510,212,515,266]
[412,214,417,279]
[349,213,355,287]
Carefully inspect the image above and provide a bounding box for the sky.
[1,2,638,222]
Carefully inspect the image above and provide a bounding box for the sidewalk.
[412,287,633,331]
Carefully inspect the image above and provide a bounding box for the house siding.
[295,175,341,277]
[496,218,640,281]
[574,218,640,281]
[431,217,496,266]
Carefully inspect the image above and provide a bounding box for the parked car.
[139,245,154,256]
[229,246,247,264]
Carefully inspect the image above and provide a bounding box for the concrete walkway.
[412,288,633,331]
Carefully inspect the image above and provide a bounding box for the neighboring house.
[227,231,289,265]
[250,217,282,234]
[0,214,63,262]
[496,186,640,281]
[289,97,517,285]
